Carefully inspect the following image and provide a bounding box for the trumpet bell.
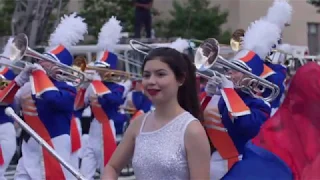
[230,29,245,52]
[230,38,241,52]
[194,38,220,71]
[72,56,87,72]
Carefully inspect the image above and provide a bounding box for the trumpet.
[72,56,132,83]
[195,38,280,102]
[0,33,86,87]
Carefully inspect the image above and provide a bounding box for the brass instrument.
[0,76,10,90]
[130,38,280,102]
[195,38,280,102]
[129,39,224,86]
[230,29,245,52]
[0,33,86,87]
[119,106,136,114]
[5,107,86,180]
[72,55,132,82]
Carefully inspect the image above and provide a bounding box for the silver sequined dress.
[132,111,196,180]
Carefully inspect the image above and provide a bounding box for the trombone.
[0,33,86,87]
[5,107,86,180]
[195,38,280,102]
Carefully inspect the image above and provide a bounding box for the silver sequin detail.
[132,112,196,180]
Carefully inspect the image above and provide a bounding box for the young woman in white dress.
[102,47,211,180]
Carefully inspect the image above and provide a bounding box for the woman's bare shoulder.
[127,113,149,137]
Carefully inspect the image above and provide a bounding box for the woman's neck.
[153,99,184,122]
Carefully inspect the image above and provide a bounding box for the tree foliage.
[163,0,231,44]
[308,0,320,12]
[80,0,135,37]
[0,0,15,36]
[0,0,70,46]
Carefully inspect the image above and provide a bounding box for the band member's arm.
[30,67,76,112]
[0,81,21,104]
[221,88,271,139]
[95,82,124,106]
[0,66,32,104]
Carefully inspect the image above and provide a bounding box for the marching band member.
[79,16,128,179]
[266,43,293,107]
[224,64,318,180]
[202,18,281,179]
[80,61,127,179]
[0,38,18,179]
[72,56,89,169]
[112,79,133,136]
[14,12,87,180]
[123,78,152,123]
[262,0,293,115]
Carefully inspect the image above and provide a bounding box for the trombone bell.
[194,38,220,71]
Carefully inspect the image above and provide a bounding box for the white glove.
[205,76,222,96]
[220,75,234,89]
[14,64,33,86]
[84,84,95,105]
[85,70,101,81]
[30,63,46,73]
[79,81,90,89]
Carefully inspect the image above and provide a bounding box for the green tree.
[80,0,136,37]
[308,0,320,12]
[0,0,15,36]
[164,0,231,44]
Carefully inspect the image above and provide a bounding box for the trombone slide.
[5,107,87,180]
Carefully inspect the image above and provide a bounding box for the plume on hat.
[97,16,123,52]
[265,0,292,31]
[1,37,14,59]
[169,38,189,53]
[243,19,281,58]
[48,12,88,49]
